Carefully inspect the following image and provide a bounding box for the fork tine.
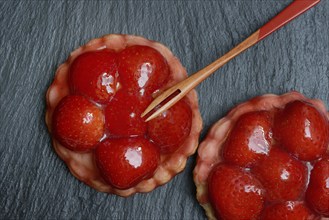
[144,91,184,122]
[141,86,179,118]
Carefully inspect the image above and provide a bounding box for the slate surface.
[0,0,328,219]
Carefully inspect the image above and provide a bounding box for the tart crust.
[193,91,329,220]
[46,34,203,197]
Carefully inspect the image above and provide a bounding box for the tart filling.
[46,34,202,197]
[194,91,329,219]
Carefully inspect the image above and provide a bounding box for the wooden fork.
[142,0,320,122]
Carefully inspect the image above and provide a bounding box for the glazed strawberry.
[147,100,192,153]
[118,45,170,96]
[253,147,307,202]
[95,137,160,189]
[262,201,319,220]
[52,95,104,151]
[105,91,151,137]
[222,111,273,167]
[305,157,329,216]
[273,100,329,161]
[69,49,118,103]
[208,163,265,220]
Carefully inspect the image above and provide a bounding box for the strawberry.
[208,163,265,220]
[104,91,151,137]
[147,100,192,154]
[52,95,105,151]
[95,137,160,189]
[305,157,329,216]
[262,201,319,220]
[273,100,329,161]
[222,111,273,167]
[253,147,307,202]
[69,49,118,103]
[118,45,170,96]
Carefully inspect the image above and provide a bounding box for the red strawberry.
[104,91,151,137]
[305,157,329,216]
[208,163,265,220]
[253,147,307,202]
[222,111,273,167]
[262,201,319,220]
[69,49,118,103]
[118,45,170,96]
[95,137,160,189]
[52,95,104,151]
[147,100,192,154]
[273,100,329,161]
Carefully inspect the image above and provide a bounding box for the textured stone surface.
[0,0,328,219]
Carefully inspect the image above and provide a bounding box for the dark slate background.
[1,0,328,219]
